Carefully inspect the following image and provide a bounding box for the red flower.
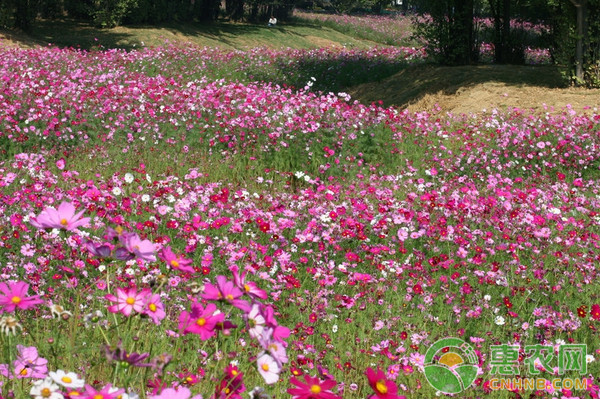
[578,306,587,318]
[591,304,600,321]
[413,284,423,295]
[366,367,404,399]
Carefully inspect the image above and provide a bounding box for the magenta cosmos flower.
[74,384,125,399]
[159,246,194,273]
[365,367,402,399]
[230,265,267,300]
[30,201,90,231]
[105,287,150,317]
[287,374,340,399]
[201,275,250,312]
[0,281,43,313]
[178,301,224,340]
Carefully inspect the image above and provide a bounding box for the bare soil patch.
[348,64,600,114]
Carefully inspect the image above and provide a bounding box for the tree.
[570,0,587,81]
[413,0,477,65]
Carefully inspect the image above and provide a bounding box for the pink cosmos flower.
[14,345,48,379]
[366,367,403,399]
[178,302,224,340]
[121,233,156,262]
[30,201,90,231]
[56,158,66,170]
[149,385,192,399]
[105,287,150,317]
[287,374,340,399]
[202,275,251,312]
[258,328,288,366]
[74,384,125,399]
[0,281,43,313]
[159,246,194,273]
[143,293,166,325]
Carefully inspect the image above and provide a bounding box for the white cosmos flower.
[31,377,63,399]
[495,316,506,326]
[112,187,122,196]
[247,304,265,339]
[141,194,150,202]
[587,354,595,363]
[49,369,85,389]
[124,173,134,183]
[257,353,280,385]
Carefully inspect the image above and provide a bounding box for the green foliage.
[412,0,478,65]
[548,0,600,87]
[93,0,138,28]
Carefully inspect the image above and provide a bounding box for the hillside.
[0,18,380,50]
[348,64,600,114]
[2,18,599,114]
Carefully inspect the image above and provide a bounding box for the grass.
[0,17,384,50]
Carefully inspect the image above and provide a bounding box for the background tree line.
[0,0,599,86]
[0,0,296,28]
[412,0,600,86]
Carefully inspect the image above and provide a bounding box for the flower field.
[295,11,552,65]
[1,41,600,399]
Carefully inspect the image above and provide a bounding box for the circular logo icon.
[424,337,478,394]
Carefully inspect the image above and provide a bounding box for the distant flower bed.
[297,11,552,65]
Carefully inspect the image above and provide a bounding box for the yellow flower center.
[310,385,322,394]
[60,218,68,226]
[196,318,206,326]
[261,363,270,371]
[68,391,80,397]
[41,388,52,398]
[225,387,231,394]
[126,297,135,305]
[62,376,73,384]
[93,395,104,399]
[20,368,28,376]
[231,369,238,376]
[11,296,21,304]
[376,380,388,394]
[115,226,124,234]
[186,376,193,382]
[244,284,251,292]
[226,294,234,301]
[149,303,157,312]
[171,260,179,268]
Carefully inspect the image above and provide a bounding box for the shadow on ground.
[348,64,567,108]
[0,18,269,50]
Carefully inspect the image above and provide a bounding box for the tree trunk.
[570,0,587,82]
[15,0,33,31]
[453,0,474,64]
